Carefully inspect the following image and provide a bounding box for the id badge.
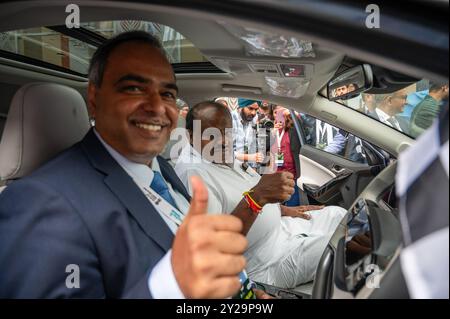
[233,270,256,299]
[275,152,284,167]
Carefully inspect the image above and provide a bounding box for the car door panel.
[298,153,336,190]
[299,144,378,209]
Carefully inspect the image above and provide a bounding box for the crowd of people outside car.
[339,81,449,137]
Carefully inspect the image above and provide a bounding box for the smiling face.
[88,41,179,164]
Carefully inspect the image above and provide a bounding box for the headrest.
[0,83,90,180]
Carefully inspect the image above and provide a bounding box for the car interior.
[0,0,447,299]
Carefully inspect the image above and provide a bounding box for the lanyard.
[276,129,285,150]
[133,177,186,227]
[243,122,253,146]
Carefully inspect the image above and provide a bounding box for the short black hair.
[88,31,165,87]
[429,81,445,93]
[186,101,231,132]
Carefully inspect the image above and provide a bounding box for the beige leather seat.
[0,83,90,192]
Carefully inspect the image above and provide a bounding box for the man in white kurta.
[175,143,346,288]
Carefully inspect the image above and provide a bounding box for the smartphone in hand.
[275,109,285,127]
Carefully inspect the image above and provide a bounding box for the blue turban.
[237,98,261,108]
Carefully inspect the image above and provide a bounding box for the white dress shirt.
[375,108,403,131]
[94,130,188,299]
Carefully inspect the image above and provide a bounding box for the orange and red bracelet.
[243,190,262,214]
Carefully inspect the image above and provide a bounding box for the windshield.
[336,79,449,139]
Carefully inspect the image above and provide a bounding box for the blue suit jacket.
[0,129,191,298]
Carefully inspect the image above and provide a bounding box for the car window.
[299,113,368,164]
[336,79,449,139]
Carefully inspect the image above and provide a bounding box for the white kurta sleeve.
[182,167,226,215]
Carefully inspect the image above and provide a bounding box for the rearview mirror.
[327,64,373,101]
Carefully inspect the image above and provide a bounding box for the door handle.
[331,165,346,174]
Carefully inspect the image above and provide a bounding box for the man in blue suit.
[0,31,248,298]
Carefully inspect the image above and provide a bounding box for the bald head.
[186,101,232,133]
[186,101,234,164]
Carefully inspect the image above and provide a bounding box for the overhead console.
[205,22,321,99]
[210,58,314,78]
[210,57,314,98]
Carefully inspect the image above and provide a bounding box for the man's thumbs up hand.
[172,176,248,299]
[186,175,209,216]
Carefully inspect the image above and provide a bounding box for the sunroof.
[0,21,210,75]
[81,21,208,64]
[0,26,97,74]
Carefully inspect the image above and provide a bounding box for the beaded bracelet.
[242,190,262,214]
